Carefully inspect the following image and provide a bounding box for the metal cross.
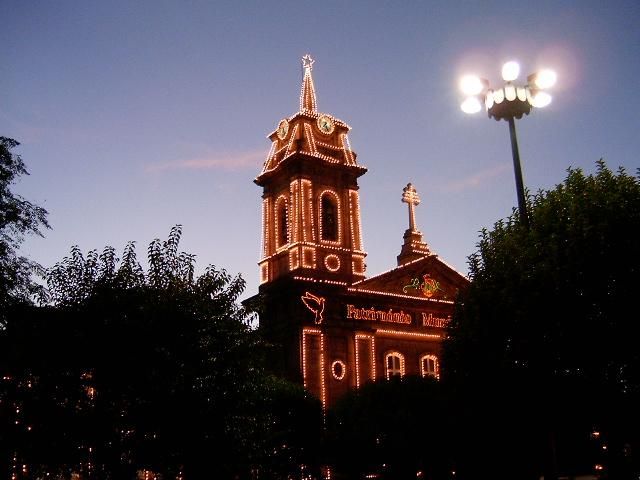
[402,183,421,231]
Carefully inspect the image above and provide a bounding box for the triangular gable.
[349,255,469,302]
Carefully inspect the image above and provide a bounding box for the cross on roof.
[402,183,421,231]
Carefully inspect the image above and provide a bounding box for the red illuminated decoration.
[421,274,441,297]
[422,313,451,328]
[301,292,325,324]
[403,273,444,298]
[346,304,412,324]
[420,354,440,379]
[331,360,346,380]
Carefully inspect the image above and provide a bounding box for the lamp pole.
[507,116,528,228]
[459,60,560,480]
[459,61,557,228]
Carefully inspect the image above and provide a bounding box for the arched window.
[420,354,439,379]
[321,194,337,241]
[385,352,405,379]
[276,198,288,248]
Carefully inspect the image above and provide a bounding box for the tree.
[326,376,453,480]
[252,376,323,480]
[445,161,640,479]
[1,226,285,479]
[0,137,49,326]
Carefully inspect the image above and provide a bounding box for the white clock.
[317,114,335,134]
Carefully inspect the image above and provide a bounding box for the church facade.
[250,56,469,409]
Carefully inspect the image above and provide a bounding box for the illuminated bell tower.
[255,55,367,285]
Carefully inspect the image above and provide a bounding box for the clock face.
[317,114,335,134]
[277,119,289,140]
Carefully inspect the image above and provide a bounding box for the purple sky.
[2,1,639,300]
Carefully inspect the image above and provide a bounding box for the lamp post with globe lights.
[459,61,557,228]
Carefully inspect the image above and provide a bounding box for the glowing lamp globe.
[460,96,482,114]
[532,91,552,108]
[456,58,558,229]
[460,75,485,96]
[501,61,520,82]
[533,69,557,89]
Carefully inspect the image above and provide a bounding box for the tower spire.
[300,54,317,113]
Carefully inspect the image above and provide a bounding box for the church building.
[249,55,469,409]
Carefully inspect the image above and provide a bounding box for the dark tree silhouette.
[445,160,640,479]
[1,226,323,479]
[254,376,323,480]
[0,137,49,326]
[326,376,453,480]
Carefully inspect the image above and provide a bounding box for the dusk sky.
[2,1,639,300]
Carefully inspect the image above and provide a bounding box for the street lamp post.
[459,61,557,228]
[507,115,527,227]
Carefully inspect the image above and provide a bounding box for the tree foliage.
[1,226,321,479]
[326,376,453,480]
[445,160,640,479]
[0,137,49,325]
[254,376,323,480]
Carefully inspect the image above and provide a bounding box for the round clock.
[276,119,289,140]
[317,114,335,134]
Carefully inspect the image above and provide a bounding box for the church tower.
[249,56,469,411]
[255,55,367,286]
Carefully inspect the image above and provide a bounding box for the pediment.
[349,255,469,302]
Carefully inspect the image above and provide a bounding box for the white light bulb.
[459,75,484,96]
[534,69,557,89]
[502,61,520,82]
[460,97,482,114]
[485,91,494,109]
[532,91,552,108]
[505,84,516,101]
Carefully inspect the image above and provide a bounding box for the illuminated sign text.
[346,305,412,324]
[421,313,451,328]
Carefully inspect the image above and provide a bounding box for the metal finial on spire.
[300,54,317,113]
[402,183,421,232]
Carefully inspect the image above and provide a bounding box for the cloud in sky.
[146,148,267,173]
[440,163,510,192]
